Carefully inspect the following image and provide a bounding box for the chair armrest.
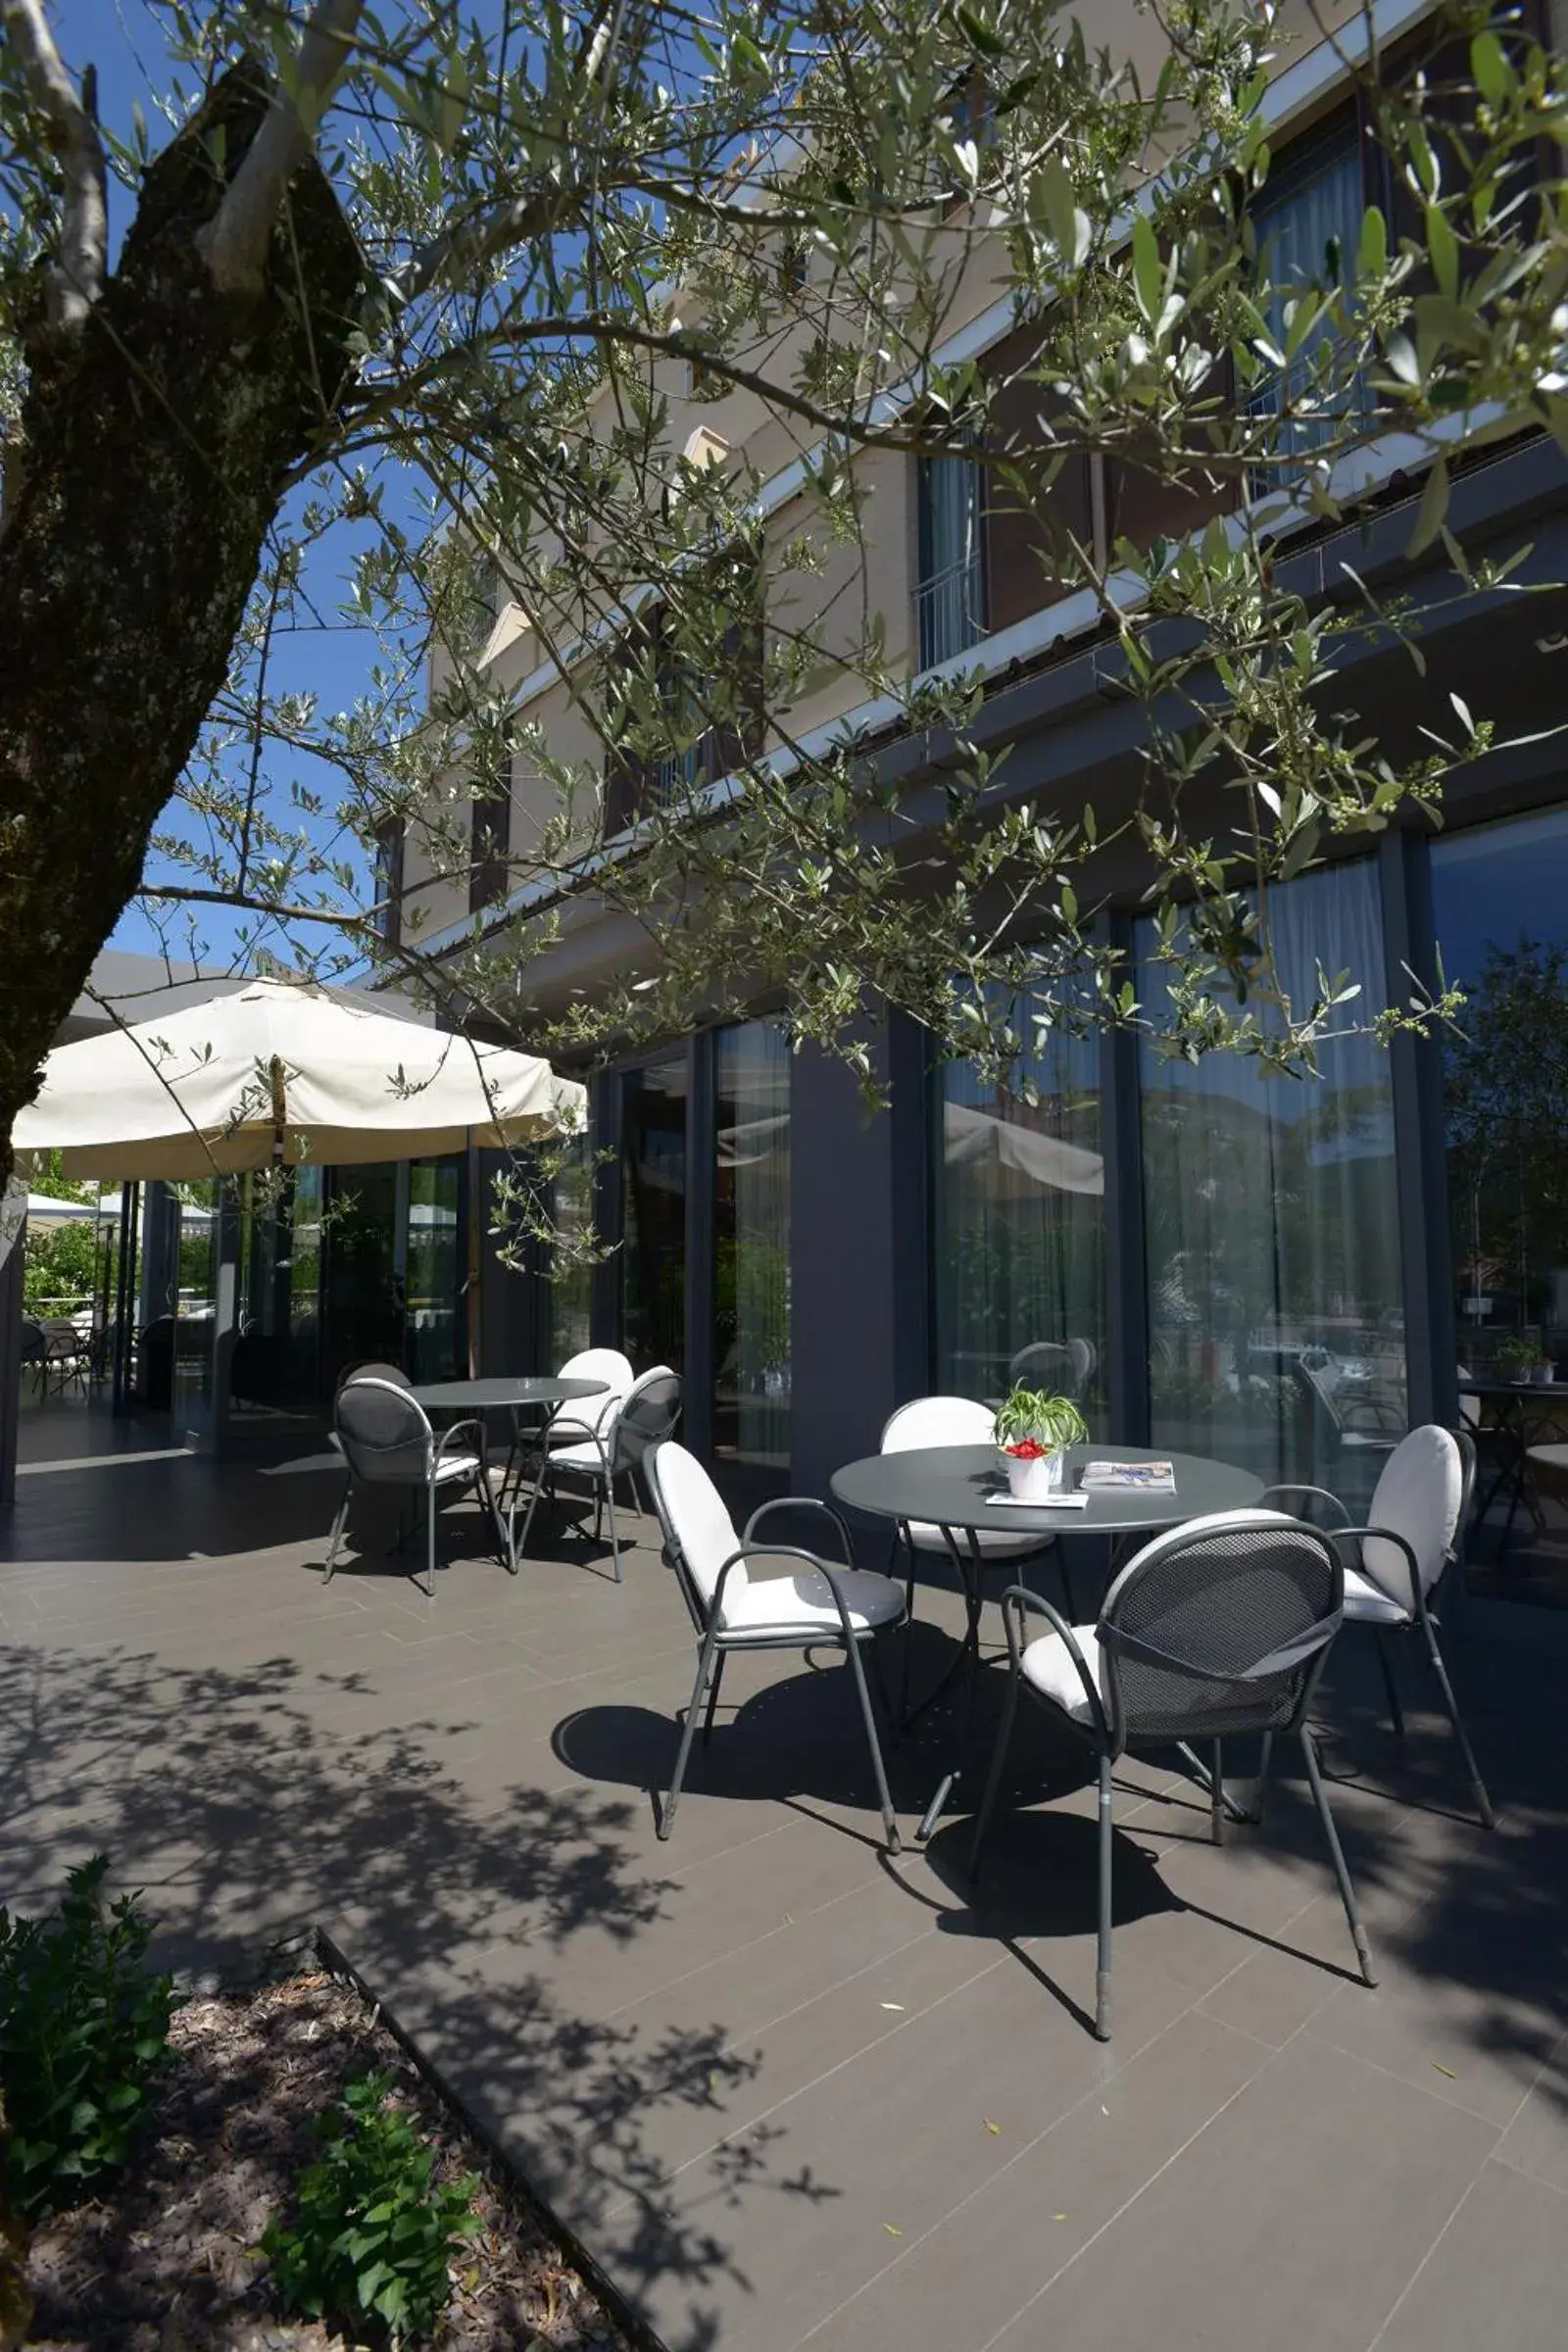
[1330,1522,1426,1619]
[743,1495,856,1565]
[996,1583,1109,1742]
[710,1544,893,1643]
[433,1417,485,1468]
[1259,1483,1352,1530]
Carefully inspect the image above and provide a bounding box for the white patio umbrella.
[15,977,584,1180]
[943,1100,1104,1198]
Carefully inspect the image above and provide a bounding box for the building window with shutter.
[372,820,403,951]
[916,444,987,670]
[1246,115,1371,470]
[468,787,509,913]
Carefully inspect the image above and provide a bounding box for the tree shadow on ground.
[0,1634,788,2345]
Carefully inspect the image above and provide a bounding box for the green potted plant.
[992,1385,1088,1501]
[1493,1334,1540,1386]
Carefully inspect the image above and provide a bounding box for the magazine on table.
[1081,1458,1177,1494]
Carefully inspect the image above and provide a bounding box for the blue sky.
[50,0,398,970]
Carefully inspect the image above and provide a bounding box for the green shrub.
[0,1856,178,2221]
[263,2069,481,2345]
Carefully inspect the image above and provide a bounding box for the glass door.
[621,1055,688,1372]
[713,1021,791,1467]
[1433,806,1568,1605]
[406,1156,466,1385]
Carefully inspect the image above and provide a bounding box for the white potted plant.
[993,1385,1089,1501]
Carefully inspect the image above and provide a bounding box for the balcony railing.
[917,557,987,671]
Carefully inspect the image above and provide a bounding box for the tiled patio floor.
[3,1400,1566,2352]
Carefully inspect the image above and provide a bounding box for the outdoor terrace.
[2,1396,1565,2352]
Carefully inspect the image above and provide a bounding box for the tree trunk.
[0,63,364,1185]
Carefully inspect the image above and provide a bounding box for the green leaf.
[956,5,1006,59]
[1356,205,1387,283]
[1035,158,1085,270]
[1405,456,1449,559]
[1132,212,1162,327]
[1425,205,1459,302]
[1470,31,1509,105]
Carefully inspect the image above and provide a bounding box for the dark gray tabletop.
[408,1376,608,1412]
[830,1443,1262,1539]
[1457,1380,1568,1401]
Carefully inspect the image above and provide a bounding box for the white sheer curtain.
[1140,859,1406,1504]
[714,1021,791,1465]
[935,1025,1105,1420]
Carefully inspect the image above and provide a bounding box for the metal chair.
[881,1396,1065,1714]
[1264,1423,1494,1829]
[645,1441,905,1851]
[510,1364,683,1579]
[971,1508,1372,2040]
[1008,1338,1096,1399]
[323,1376,511,1597]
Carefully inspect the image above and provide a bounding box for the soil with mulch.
[24,1960,637,2352]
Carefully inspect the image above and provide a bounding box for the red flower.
[1004,1438,1049,1459]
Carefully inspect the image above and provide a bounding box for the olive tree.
[1,0,1565,1189]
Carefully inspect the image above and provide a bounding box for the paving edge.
[308,1922,670,2352]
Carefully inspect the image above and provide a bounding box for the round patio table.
[408,1376,610,1571]
[829,1441,1263,1838]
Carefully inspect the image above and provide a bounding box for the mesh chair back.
[612,1367,683,1471]
[1363,1424,1463,1612]
[339,1361,412,1391]
[334,1375,432,1486]
[20,1318,46,1364]
[646,1441,742,1623]
[1098,1510,1342,1747]
[881,1395,994,1452]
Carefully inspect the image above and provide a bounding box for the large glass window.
[621,1054,688,1371]
[1433,806,1568,1605]
[935,1021,1105,1424]
[714,1021,791,1466]
[547,1125,595,1365]
[1140,860,1405,1509]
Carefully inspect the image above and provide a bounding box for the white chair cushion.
[882,1396,995,1451]
[1020,1625,1105,1722]
[1363,1425,1461,1612]
[1341,1563,1407,1627]
[720,1564,905,1637]
[432,1453,481,1487]
[652,1443,744,1607]
[546,1438,607,1473]
[904,1519,1046,1560]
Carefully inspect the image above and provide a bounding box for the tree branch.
[1,0,107,330]
[199,0,367,299]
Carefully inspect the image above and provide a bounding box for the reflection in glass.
[622,1055,688,1372]
[321,1164,404,1386]
[172,1180,220,1439]
[547,1126,595,1366]
[714,1022,791,1465]
[231,1170,323,1418]
[1434,806,1568,1604]
[1139,861,1405,1508]
[406,1156,465,1385]
[935,1020,1104,1421]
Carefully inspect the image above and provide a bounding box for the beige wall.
[407,0,1441,961]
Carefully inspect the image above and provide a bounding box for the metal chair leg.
[1373,1628,1405,1738]
[1095,1750,1114,2040]
[1299,1727,1377,1986]
[605,1474,623,1584]
[512,1459,547,1567]
[701,1650,727,1745]
[844,1632,901,1854]
[662,1642,716,1840]
[422,1475,438,1598]
[968,1654,1020,1876]
[1420,1617,1496,1830]
[1056,1542,1078,1623]
[322,1476,352,1586]
[1252,1730,1276,1826]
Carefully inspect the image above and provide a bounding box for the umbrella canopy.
[943,1100,1104,1199]
[16,978,584,1180]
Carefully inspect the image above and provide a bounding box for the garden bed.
[24,1953,636,2352]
